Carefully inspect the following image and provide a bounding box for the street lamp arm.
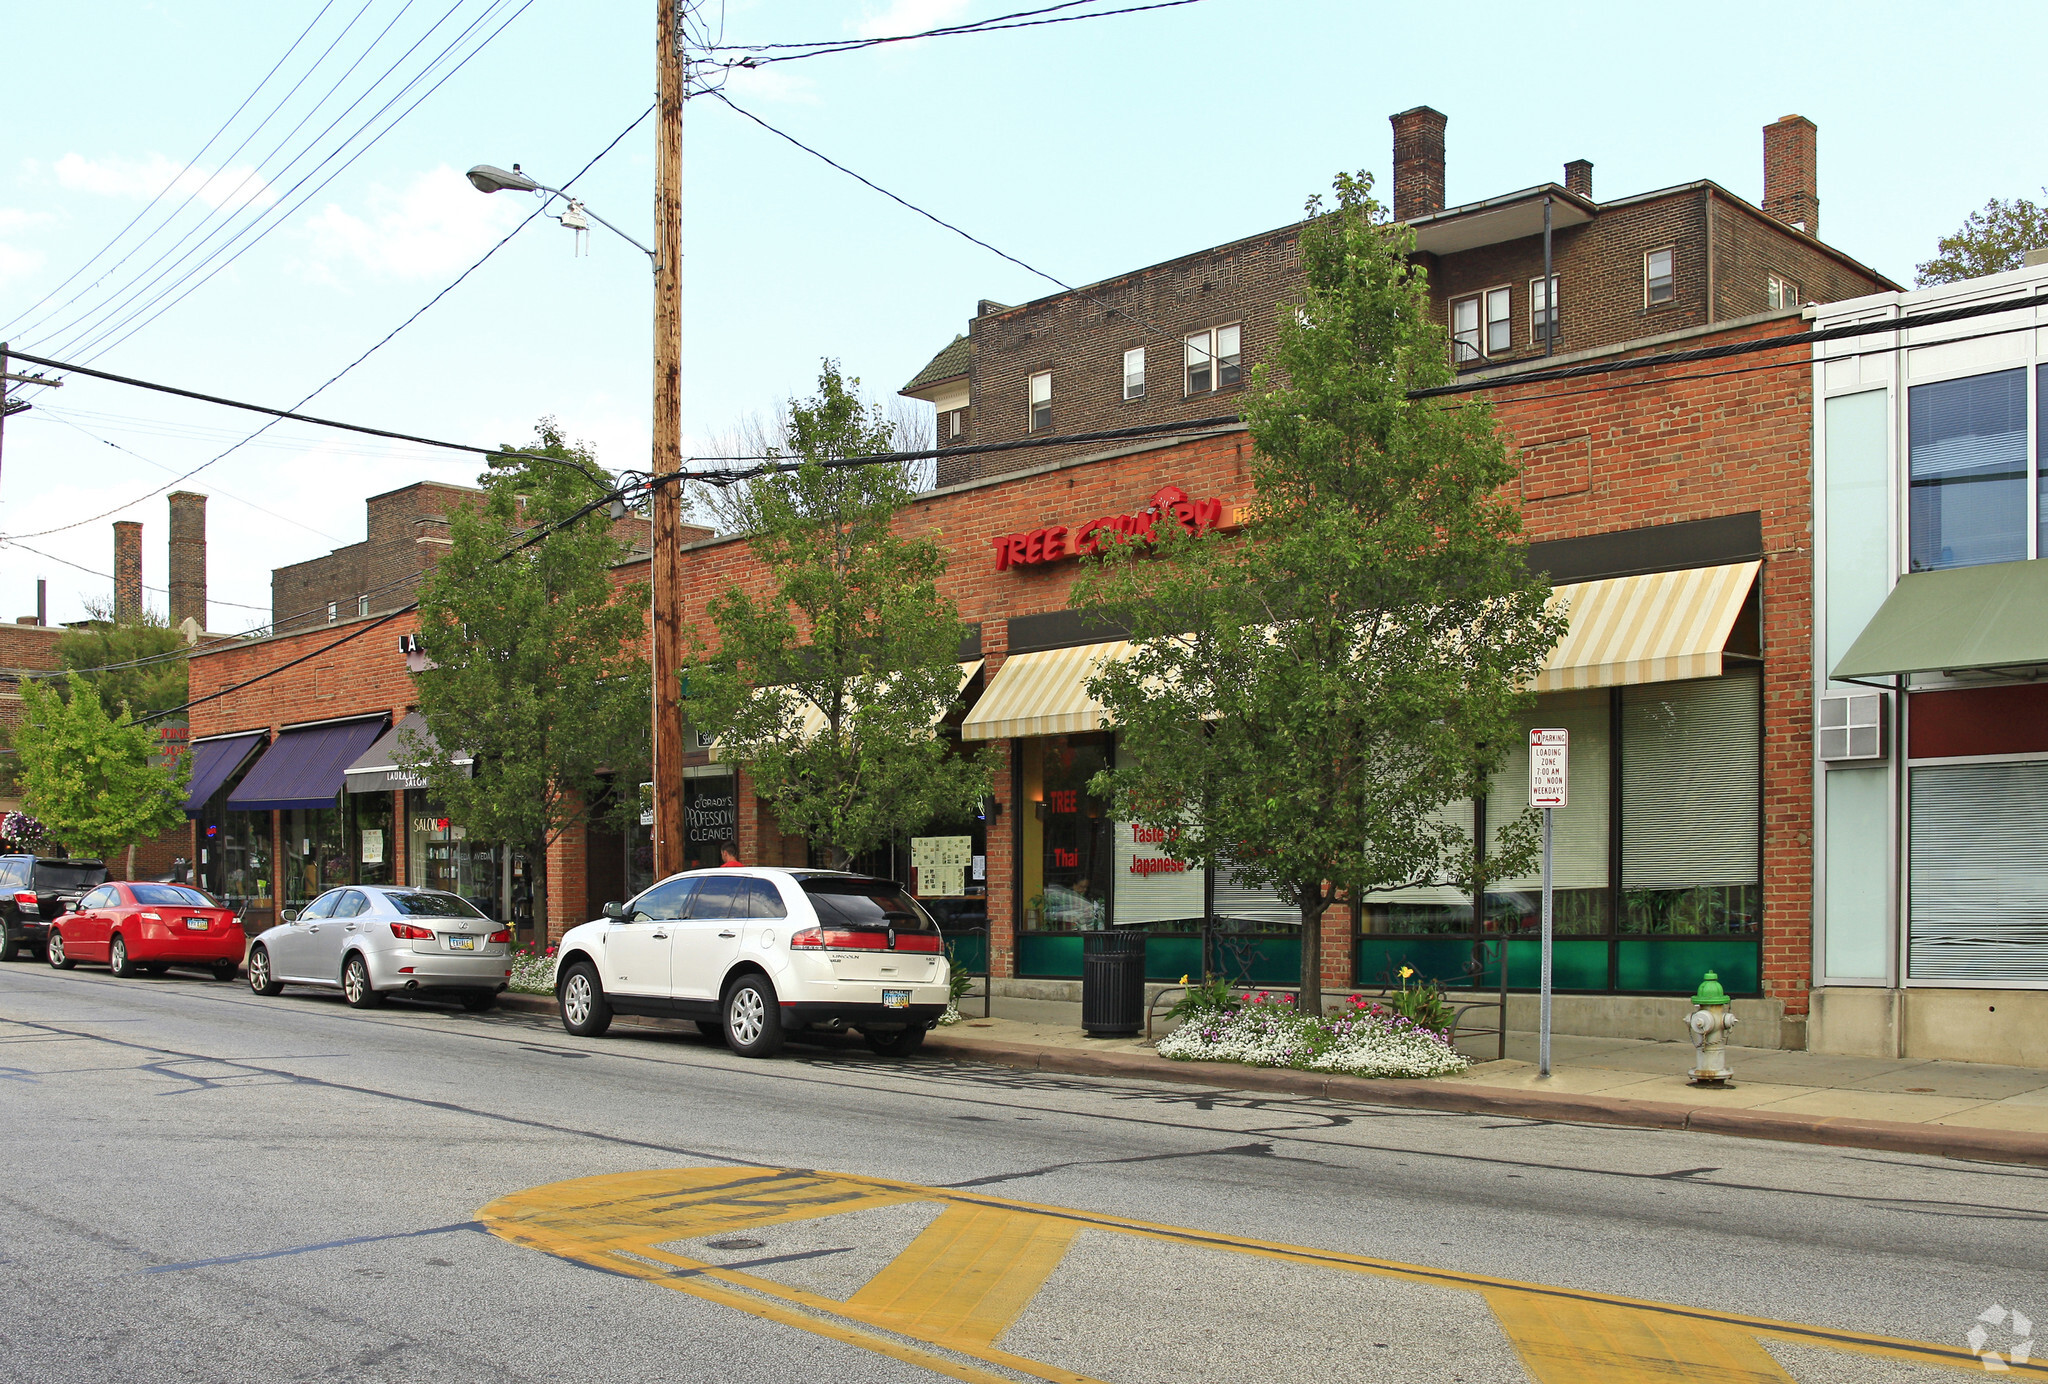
[529,181,659,265]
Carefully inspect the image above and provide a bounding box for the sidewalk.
[495,991,2048,1165]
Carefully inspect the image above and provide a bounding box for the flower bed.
[1155,991,1469,1080]
[510,944,557,996]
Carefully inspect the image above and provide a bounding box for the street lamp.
[464,164,658,264]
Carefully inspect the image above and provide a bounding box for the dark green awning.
[1832,560,2048,680]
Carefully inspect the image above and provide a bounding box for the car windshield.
[388,892,488,919]
[130,884,219,907]
[32,862,106,893]
[801,878,938,933]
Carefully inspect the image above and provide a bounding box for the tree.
[683,362,991,869]
[409,420,651,943]
[1073,172,1566,1013]
[55,600,189,717]
[14,673,187,875]
[1917,192,2048,286]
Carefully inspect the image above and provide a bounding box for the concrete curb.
[493,993,2047,1167]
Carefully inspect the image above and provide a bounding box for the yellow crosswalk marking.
[1487,1288,1796,1382]
[848,1202,1080,1346]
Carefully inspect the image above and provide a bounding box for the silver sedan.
[246,886,513,1012]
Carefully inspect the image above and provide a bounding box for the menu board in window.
[911,835,972,896]
[1113,819,1205,926]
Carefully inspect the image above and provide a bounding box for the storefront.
[186,730,270,918]
[217,715,388,927]
[1811,274,2048,1063]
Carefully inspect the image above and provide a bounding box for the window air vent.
[1818,691,1888,762]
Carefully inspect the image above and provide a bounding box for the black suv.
[0,856,109,962]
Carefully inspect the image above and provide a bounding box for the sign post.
[1528,728,1569,1078]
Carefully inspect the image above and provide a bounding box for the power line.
[0,538,272,613]
[47,0,536,369]
[0,0,345,338]
[703,0,1206,66]
[0,101,655,541]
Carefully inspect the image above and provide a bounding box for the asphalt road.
[3,960,2045,1384]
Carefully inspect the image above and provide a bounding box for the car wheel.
[722,974,784,1058]
[341,953,382,1009]
[108,935,135,978]
[212,963,239,983]
[0,933,16,963]
[247,945,284,996]
[557,962,612,1038]
[47,931,75,970]
[458,990,497,1013]
[863,1024,927,1058]
[693,1019,726,1045]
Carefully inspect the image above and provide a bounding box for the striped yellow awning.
[711,661,982,758]
[1534,560,1759,693]
[960,641,1132,742]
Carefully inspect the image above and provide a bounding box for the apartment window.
[1908,368,2030,572]
[356,594,369,618]
[326,602,338,623]
[1485,286,1513,355]
[1028,371,1051,432]
[1531,275,1560,346]
[1451,296,1481,364]
[1123,346,1146,401]
[1767,274,1801,310]
[1645,247,1675,306]
[1184,323,1242,395]
[946,408,964,439]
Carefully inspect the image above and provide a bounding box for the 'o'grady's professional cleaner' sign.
[991,485,1231,572]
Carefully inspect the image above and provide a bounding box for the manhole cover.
[705,1237,765,1250]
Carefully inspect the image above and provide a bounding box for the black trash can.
[1081,926,1148,1037]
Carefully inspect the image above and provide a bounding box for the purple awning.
[184,732,266,817]
[225,717,388,812]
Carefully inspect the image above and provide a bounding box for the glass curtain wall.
[1356,670,1764,994]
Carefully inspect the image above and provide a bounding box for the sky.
[2,0,2044,632]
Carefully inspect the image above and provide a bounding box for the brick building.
[183,484,671,942]
[902,109,1892,488]
[682,310,1822,1045]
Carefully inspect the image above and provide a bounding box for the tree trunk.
[125,842,136,880]
[1298,890,1325,1015]
[528,838,549,950]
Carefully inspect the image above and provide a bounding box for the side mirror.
[601,901,627,920]
[280,909,300,923]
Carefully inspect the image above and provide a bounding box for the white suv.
[549,868,951,1057]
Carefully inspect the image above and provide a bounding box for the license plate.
[447,935,477,951]
[882,989,910,1009]
[184,918,208,930]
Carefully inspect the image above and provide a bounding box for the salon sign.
[991,484,1233,572]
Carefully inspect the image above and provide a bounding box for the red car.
[48,882,244,982]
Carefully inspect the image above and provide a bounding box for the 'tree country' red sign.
[992,485,1230,572]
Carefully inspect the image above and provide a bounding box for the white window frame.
[1645,247,1675,307]
[327,601,338,623]
[1484,285,1513,356]
[1768,273,1801,310]
[1122,346,1146,401]
[1028,371,1052,432]
[1530,275,1560,346]
[1184,323,1243,395]
[356,594,369,618]
[947,408,963,439]
[1451,295,1482,365]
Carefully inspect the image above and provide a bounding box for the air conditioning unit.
[1818,690,1888,762]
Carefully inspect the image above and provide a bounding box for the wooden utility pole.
[650,0,687,877]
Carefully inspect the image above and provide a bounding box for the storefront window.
[406,795,528,927]
[683,769,737,870]
[348,791,395,887]
[210,810,272,916]
[1908,368,2028,572]
[1485,688,1611,936]
[1020,734,1114,931]
[625,781,656,901]
[1620,673,1761,935]
[281,804,346,909]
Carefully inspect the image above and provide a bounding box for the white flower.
[1156,1001,1466,1080]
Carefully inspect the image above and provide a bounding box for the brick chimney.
[168,491,207,631]
[113,520,143,622]
[1762,114,1818,236]
[1564,159,1593,198]
[1390,106,1448,222]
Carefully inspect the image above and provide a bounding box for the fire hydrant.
[1686,971,1738,1086]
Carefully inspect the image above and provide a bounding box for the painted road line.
[478,1166,2036,1380]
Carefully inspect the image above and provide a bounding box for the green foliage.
[1383,967,1456,1039]
[14,673,187,861]
[1167,973,1237,1020]
[684,362,992,869]
[1073,172,1566,1009]
[55,601,188,717]
[410,419,651,934]
[1917,192,2048,286]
